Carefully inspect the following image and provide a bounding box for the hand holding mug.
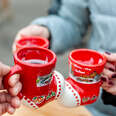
[0,62,21,115]
[4,46,65,109]
[59,49,106,107]
[101,52,116,95]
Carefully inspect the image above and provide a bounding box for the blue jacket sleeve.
[32,0,89,53]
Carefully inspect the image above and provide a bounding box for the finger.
[9,82,22,96]
[104,53,116,62]
[30,25,49,38]
[0,103,15,115]
[102,81,112,89]
[0,62,10,76]
[8,74,20,87]
[19,25,49,38]
[0,63,10,89]
[105,86,116,95]
[101,75,109,82]
[12,30,27,53]
[15,26,30,41]
[0,92,21,108]
[30,25,42,35]
[102,68,116,78]
[102,85,110,91]
[14,27,29,42]
[16,25,36,39]
[101,80,111,89]
[13,26,34,52]
[0,77,4,90]
[7,105,16,115]
[32,25,49,38]
[11,97,21,108]
[0,92,12,103]
[102,81,114,92]
[105,62,115,71]
[100,76,111,89]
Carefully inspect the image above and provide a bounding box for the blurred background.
[0,0,70,77]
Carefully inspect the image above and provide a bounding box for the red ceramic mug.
[60,49,106,107]
[4,46,57,108]
[69,49,106,82]
[15,36,49,52]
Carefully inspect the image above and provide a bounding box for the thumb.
[0,62,10,77]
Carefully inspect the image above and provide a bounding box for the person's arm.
[32,0,89,53]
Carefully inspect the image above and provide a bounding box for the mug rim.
[14,46,57,68]
[69,48,106,68]
[16,36,49,49]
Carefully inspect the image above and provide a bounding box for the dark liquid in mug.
[23,59,48,64]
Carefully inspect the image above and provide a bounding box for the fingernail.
[112,74,116,78]
[9,107,15,112]
[8,106,15,114]
[105,51,111,55]
[101,77,107,82]
[108,81,114,85]
[9,74,20,87]
[16,99,21,107]
[109,68,115,72]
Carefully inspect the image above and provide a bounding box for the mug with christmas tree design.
[3,46,65,109]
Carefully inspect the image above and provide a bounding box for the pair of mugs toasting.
[3,36,106,109]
